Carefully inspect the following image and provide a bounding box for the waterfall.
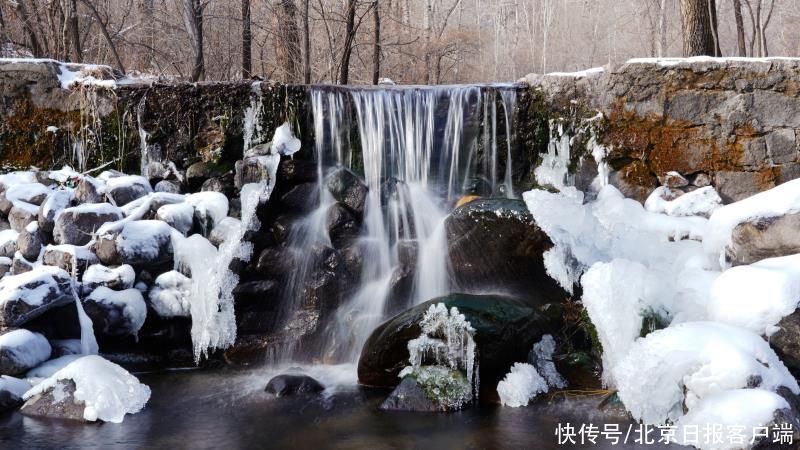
[279,84,518,364]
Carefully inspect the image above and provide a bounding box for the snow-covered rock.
[644,186,722,218]
[497,363,548,407]
[16,222,42,261]
[21,355,151,423]
[8,204,38,232]
[104,175,152,206]
[113,220,173,266]
[154,180,180,194]
[82,263,135,291]
[0,375,31,413]
[209,217,241,247]
[0,229,18,258]
[0,329,51,375]
[0,183,50,215]
[42,244,98,276]
[185,191,228,235]
[37,189,72,233]
[73,176,105,204]
[0,266,75,327]
[155,202,193,235]
[53,203,124,246]
[148,270,191,318]
[82,287,146,337]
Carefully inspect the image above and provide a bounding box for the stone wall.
[525,58,800,202]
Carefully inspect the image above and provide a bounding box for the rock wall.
[525,58,800,202]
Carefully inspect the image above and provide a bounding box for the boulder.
[0,375,30,413]
[82,287,147,337]
[234,155,280,189]
[771,310,800,373]
[326,203,359,249]
[73,176,105,204]
[255,248,293,278]
[0,329,51,375]
[1,183,50,216]
[154,180,181,194]
[82,264,135,291]
[53,204,123,246]
[8,205,37,232]
[20,379,84,421]
[37,189,72,233]
[358,294,557,400]
[10,254,34,275]
[186,162,227,191]
[42,245,98,277]
[276,159,317,186]
[280,182,319,213]
[156,202,194,236]
[379,376,439,412]
[0,266,76,327]
[113,220,173,266]
[16,224,42,261]
[325,168,367,217]
[0,257,10,278]
[264,374,324,396]
[445,198,562,297]
[727,213,800,266]
[0,230,17,258]
[201,177,234,197]
[105,175,152,206]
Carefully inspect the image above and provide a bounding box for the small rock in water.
[379,376,439,412]
[265,374,324,397]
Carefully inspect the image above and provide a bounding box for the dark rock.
[201,177,234,197]
[82,287,146,338]
[771,310,800,374]
[727,214,800,266]
[326,168,368,217]
[73,176,105,204]
[154,180,181,194]
[265,374,324,396]
[0,329,51,375]
[280,182,319,212]
[358,294,558,401]
[379,376,439,412]
[0,267,76,327]
[228,198,242,219]
[53,204,123,246]
[235,156,279,189]
[326,203,359,249]
[0,258,10,278]
[105,175,152,206]
[42,245,98,276]
[186,162,227,191]
[38,189,72,234]
[277,159,317,186]
[16,225,42,261]
[255,248,293,278]
[233,280,278,304]
[20,379,85,421]
[0,389,23,414]
[445,198,563,297]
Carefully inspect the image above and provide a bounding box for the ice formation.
[22,355,151,423]
[496,363,548,407]
[645,186,722,218]
[399,303,477,410]
[530,334,567,389]
[148,270,192,318]
[271,122,301,156]
[26,354,82,379]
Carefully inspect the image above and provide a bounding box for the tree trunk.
[15,0,43,57]
[242,0,251,78]
[183,0,205,81]
[68,0,81,62]
[303,0,310,84]
[707,0,721,56]
[78,0,125,72]
[679,0,717,56]
[338,0,356,85]
[658,0,668,57]
[276,0,301,83]
[733,0,747,56]
[372,1,380,85]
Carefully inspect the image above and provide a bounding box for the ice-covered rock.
[271,122,301,156]
[37,189,72,233]
[26,354,82,379]
[148,270,191,318]
[497,363,548,407]
[21,355,150,423]
[0,266,75,327]
[529,334,567,389]
[82,287,146,337]
[54,203,123,246]
[42,244,98,276]
[234,154,281,190]
[208,217,241,247]
[104,175,152,206]
[156,202,193,235]
[644,186,722,218]
[154,180,180,194]
[82,263,135,291]
[185,191,228,235]
[0,329,51,375]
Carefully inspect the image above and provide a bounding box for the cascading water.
[277,84,519,364]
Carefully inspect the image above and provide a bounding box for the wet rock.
[280,182,319,213]
[53,204,123,246]
[154,180,181,194]
[379,376,439,412]
[42,245,98,276]
[0,266,76,327]
[105,175,152,206]
[727,213,800,266]
[38,190,72,234]
[358,293,557,400]
[255,248,293,278]
[73,176,105,204]
[265,374,324,396]
[8,205,37,232]
[16,225,42,261]
[326,168,368,217]
[771,310,800,374]
[276,159,317,186]
[445,198,563,297]
[0,329,51,375]
[82,287,146,337]
[326,203,359,249]
[234,155,280,189]
[20,379,85,421]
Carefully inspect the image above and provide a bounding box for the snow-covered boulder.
[37,189,72,233]
[82,264,135,291]
[104,175,152,206]
[16,222,42,261]
[0,257,11,278]
[0,375,30,413]
[0,329,51,375]
[0,183,50,215]
[0,266,75,327]
[0,229,18,258]
[21,355,151,423]
[155,202,193,235]
[54,203,123,246]
[113,220,173,266]
[148,270,191,318]
[82,287,146,337]
[73,176,105,204]
[42,244,98,276]
[8,204,38,232]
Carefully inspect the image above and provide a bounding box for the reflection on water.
[0,366,688,449]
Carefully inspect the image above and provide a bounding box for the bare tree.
[372,0,380,85]
[733,0,747,56]
[679,0,717,56]
[276,0,301,82]
[68,0,81,61]
[339,0,357,84]
[242,0,251,78]
[79,0,125,72]
[183,0,206,81]
[303,0,311,84]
